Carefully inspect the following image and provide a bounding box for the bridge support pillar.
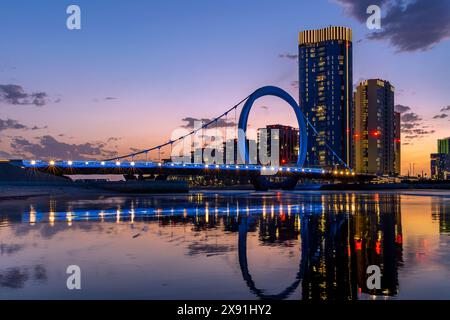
[250,176,269,191]
[280,176,300,190]
[250,176,299,191]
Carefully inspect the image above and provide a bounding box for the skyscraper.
[299,26,353,169]
[430,153,450,180]
[430,137,450,180]
[438,137,450,154]
[353,79,396,176]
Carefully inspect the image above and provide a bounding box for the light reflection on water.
[0,191,449,300]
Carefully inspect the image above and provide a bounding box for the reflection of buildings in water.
[15,193,404,300]
[353,194,403,297]
[258,209,300,245]
[300,195,356,300]
[431,200,450,234]
[296,194,403,299]
[270,193,404,300]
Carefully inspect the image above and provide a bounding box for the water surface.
[0,190,449,300]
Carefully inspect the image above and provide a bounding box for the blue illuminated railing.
[23,203,325,224]
[21,159,337,175]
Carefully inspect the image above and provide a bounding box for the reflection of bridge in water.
[17,193,405,300]
[9,86,376,190]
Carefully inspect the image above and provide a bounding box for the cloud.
[336,0,388,22]
[394,104,411,113]
[0,150,12,158]
[0,118,27,131]
[129,147,141,153]
[0,84,48,106]
[336,0,450,52]
[104,97,117,100]
[411,129,435,135]
[395,106,435,140]
[401,112,422,123]
[433,114,448,119]
[31,125,48,130]
[401,123,415,130]
[278,53,298,60]
[0,118,47,134]
[440,106,450,112]
[10,135,118,160]
[180,117,235,129]
[291,81,299,89]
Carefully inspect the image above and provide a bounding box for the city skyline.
[1,0,450,175]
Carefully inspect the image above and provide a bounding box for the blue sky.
[1,0,449,174]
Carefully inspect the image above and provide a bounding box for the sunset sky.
[1,0,449,175]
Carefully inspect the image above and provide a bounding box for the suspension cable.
[103,94,250,161]
[303,115,348,169]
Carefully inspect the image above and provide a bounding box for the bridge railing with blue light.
[20,159,355,176]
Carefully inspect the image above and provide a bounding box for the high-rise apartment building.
[353,79,396,176]
[257,125,299,165]
[430,153,450,180]
[299,26,353,169]
[430,137,450,180]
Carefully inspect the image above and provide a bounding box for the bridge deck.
[12,160,372,181]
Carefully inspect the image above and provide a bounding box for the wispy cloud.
[394,104,411,113]
[278,53,298,60]
[398,105,435,142]
[0,84,48,106]
[180,117,235,129]
[0,118,27,131]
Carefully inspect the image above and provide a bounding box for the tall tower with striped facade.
[299,26,353,169]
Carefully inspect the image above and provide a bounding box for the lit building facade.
[298,26,353,169]
[430,153,450,180]
[430,137,450,180]
[353,79,396,176]
[257,125,299,165]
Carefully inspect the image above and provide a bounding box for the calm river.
[0,190,449,300]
